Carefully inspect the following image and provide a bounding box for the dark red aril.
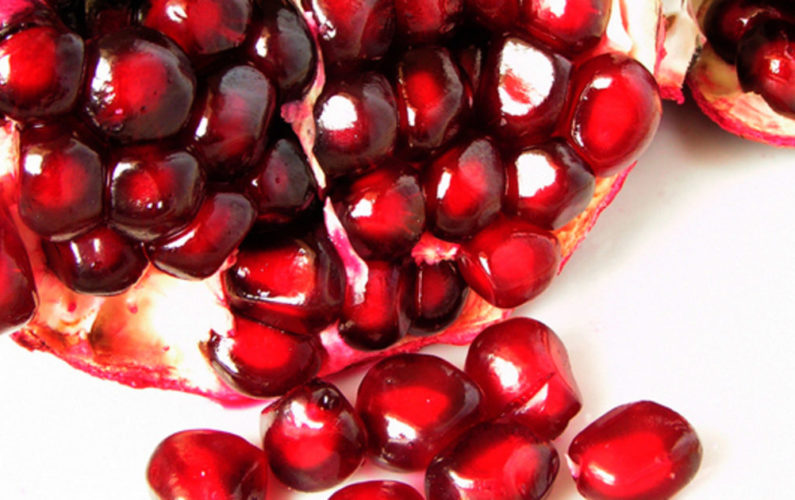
[457,215,560,309]
[703,0,795,63]
[206,315,324,399]
[43,226,147,296]
[0,0,53,34]
[108,145,205,242]
[466,0,520,32]
[313,71,398,179]
[84,0,140,37]
[330,480,424,500]
[425,421,560,500]
[394,0,462,43]
[562,53,661,178]
[223,228,345,335]
[453,40,485,103]
[409,260,469,336]
[338,259,413,350]
[147,429,268,500]
[356,353,483,471]
[0,206,38,335]
[465,317,581,440]
[519,0,612,55]
[504,140,596,230]
[333,163,425,260]
[262,379,367,492]
[423,135,504,242]
[17,123,104,241]
[147,191,255,280]
[0,23,84,121]
[568,401,703,500]
[83,27,196,143]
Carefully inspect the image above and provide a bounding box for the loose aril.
[330,480,424,500]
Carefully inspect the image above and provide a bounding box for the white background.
[1,99,794,499]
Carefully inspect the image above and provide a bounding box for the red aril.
[702,0,794,63]
[83,0,140,37]
[465,0,520,32]
[394,0,462,43]
[330,480,424,500]
[518,0,612,55]
[0,206,37,335]
[409,260,469,336]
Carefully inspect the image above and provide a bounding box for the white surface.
[1,100,794,499]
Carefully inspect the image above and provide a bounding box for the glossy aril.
[457,216,560,309]
[330,481,424,500]
[504,140,595,230]
[356,353,483,471]
[409,260,469,336]
[425,421,560,500]
[465,317,581,440]
[0,0,51,34]
[519,0,612,55]
[83,27,196,143]
[147,429,268,500]
[147,191,255,280]
[568,401,703,500]
[0,207,38,335]
[206,315,324,398]
[394,0,461,42]
[703,0,794,63]
[562,53,661,177]
[262,379,367,491]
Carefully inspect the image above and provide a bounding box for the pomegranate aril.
[330,480,424,500]
[83,27,196,143]
[568,401,703,500]
[466,0,520,32]
[0,0,53,34]
[504,140,595,230]
[223,228,345,335]
[356,353,483,471]
[262,379,367,492]
[43,226,147,296]
[147,429,268,500]
[409,260,469,336]
[147,191,255,280]
[84,0,139,37]
[465,318,581,440]
[0,207,38,335]
[108,145,205,242]
[206,315,324,399]
[453,40,484,103]
[425,420,560,500]
[518,0,612,55]
[457,215,560,309]
[394,0,462,43]
[562,53,661,178]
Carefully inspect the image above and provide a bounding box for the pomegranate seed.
[43,226,147,296]
[84,0,139,37]
[453,39,485,102]
[356,353,483,471]
[140,0,252,60]
[423,135,503,241]
[333,163,425,260]
[262,379,367,491]
[457,215,560,308]
[409,260,469,336]
[703,0,794,63]
[17,123,104,241]
[466,0,520,32]
[108,145,205,242]
[338,259,413,350]
[147,191,255,280]
[0,207,38,335]
[0,23,84,121]
[0,0,52,33]
[425,421,560,500]
[568,401,703,500]
[465,318,581,440]
[313,71,398,179]
[83,27,196,143]
[223,228,345,335]
[330,480,424,500]
[504,140,595,230]
[206,315,324,399]
[562,53,661,177]
[147,429,268,500]
[394,0,462,42]
[518,0,612,55]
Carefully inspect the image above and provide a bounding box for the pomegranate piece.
[333,164,425,260]
[17,123,104,241]
[223,228,345,335]
[206,315,324,399]
[504,140,596,230]
[466,0,520,32]
[0,23,84,121]
[423,135,503,241]
[394,0,462,43]
[262,379,367,491]
[479,35,571,149]
[356,353,483,471]
[519,0,612,55]
[147,429,268,500]
[338,259,413,350]
[330,480,424,500]
[147,191,255,280]
[139,0,253,60]
[0,207,38,335]
[703,0,794,63]
[83,27,196,143]
[108,145,205,242]
[465,317,581,440]
[568,401,703,500]
[313,71,398,179]
[562,53,661,178]
[42,226,147,296]
[425,421,560,500]
[409,260,469,336]
[457,216,560,309]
